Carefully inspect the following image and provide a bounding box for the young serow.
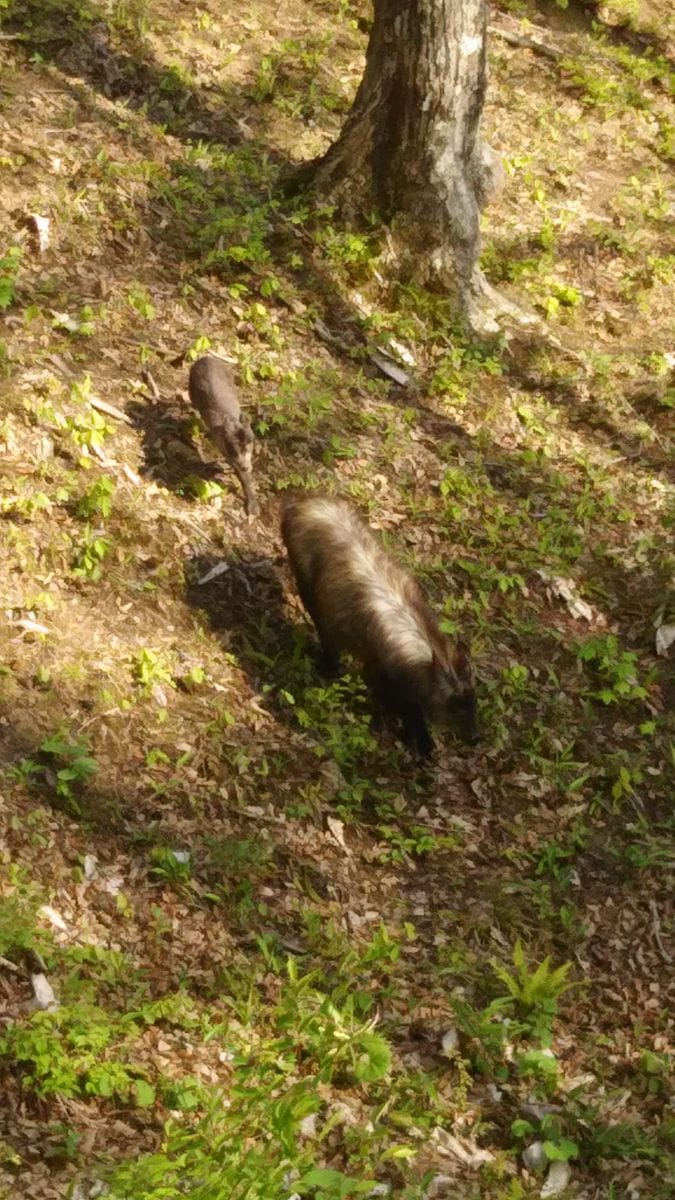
[281,494,479,758]
[188,355,258,516]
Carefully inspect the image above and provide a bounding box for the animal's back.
[282,496,434,671]
[188,356,239,427]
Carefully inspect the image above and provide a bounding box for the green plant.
[0,1002,154,1106]
[0,874,50,960]
[290,675,377,769]
[492,941,575,1043]
[148,846,192,885]
[1,485,67,519]
[52,305,96,336]
[104,1081,375,1199]
[264,956,390,1084]
[126,284,156,320]
[451,995,510,1077]
[375,824,462,865]
[575,634,648,704]
[512,1113,579,1164]
[186,334,213,361]
[541,279,582,319]
[179,475,225,502]
[322,434,359,464]
[100,952,396,1198]
[0,245,23,309]
[66,377,112,454]
[72,528,110,581]
[44,1122,81,1163]
[132,648,174,691]
[75,476,115,519]
[203,836,274,904]
[39,731,98,811]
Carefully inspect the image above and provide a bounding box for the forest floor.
[0,1,673,1198]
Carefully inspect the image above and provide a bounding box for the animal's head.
[227,422,255,474]
[433,639,479,744]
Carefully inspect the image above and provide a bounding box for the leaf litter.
[0,1,673,1198]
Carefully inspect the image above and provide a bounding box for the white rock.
[13,618,50,635]
[388,338,416,366]
[441,1027,459,1056]
[31,973,59,1011]
[83,853,98,880]
[299,1114,317,1139]
[522,1140,547,1173]
[655,624,675,657]
[102,873,124,896]
[326,816,348,850]
[541,1160,572,1197]
[369,350,410,386]
[425,1177,454,1199]
[38,904,69,933]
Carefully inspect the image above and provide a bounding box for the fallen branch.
[89,441,141,485]
[89,396,132,424]
[140,368,161,401]
[489,24,563,62]
[649,899,673,965]
[0,955,21,973]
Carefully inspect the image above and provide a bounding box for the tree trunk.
[299,0,505,330]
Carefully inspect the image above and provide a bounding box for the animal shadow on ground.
[183,550,421,786]
[126,394,224,492]
[184,551,300,716]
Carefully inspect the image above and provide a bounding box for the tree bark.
[298,0,506,330]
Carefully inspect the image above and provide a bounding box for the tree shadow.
[5,1,258,150]
[0,681,341,958]
[529,0,675,66]
[505,332,674,483]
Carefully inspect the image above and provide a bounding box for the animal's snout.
[455,697,479,746]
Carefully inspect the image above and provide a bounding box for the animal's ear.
[236,425,253,449]
[451,639,473,684]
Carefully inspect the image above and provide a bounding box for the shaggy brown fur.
[281,494,478,757]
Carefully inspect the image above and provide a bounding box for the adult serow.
[281,494,479,758]
[188,355,258,516]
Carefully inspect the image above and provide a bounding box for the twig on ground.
[0,955,21,973]
[489,24,563,62]
[89,396,132,424]
[141,368,161,401]
[649,899,673,965]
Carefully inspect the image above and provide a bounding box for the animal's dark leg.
[369,672,426,755]
[313,625,342,677]
[401,711,434,759]
[294,580,341,676]
[371,672,434,758]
